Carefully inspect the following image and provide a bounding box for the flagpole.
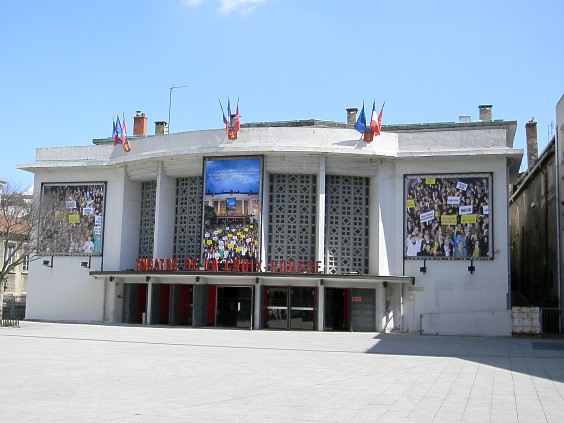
[168,85,188,133]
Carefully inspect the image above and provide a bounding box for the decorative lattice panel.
[325,175,369,275]
[138,181,157,258]
[268,174,317,262]
[173,177,203,259]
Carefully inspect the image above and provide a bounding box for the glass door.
[265,287,288,329]
[290,287,316,330]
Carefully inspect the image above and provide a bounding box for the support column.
[146,280,153,325]
[153,162,176,258]
[376,282,386,332]
[316,156,326,271]
[254,279,261,330]
[317,281,325,331]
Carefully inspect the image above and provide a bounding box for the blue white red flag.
[112,119,118,145]
[369,100,378,133]
[115,115,123,145]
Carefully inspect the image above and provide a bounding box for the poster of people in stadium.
[202,157,262,266]
[40,182,106,255]
[404,174,492,259]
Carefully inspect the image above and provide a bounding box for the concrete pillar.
[153,163,176,258]
[317,282,325,331]
[316,156,326,271]
[253,280,261,330]
[376,282,386,332]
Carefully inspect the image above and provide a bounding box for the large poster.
[40,183,106,255]
[404,174,492,259]
[202,157,262,265]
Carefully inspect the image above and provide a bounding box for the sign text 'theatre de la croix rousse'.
[136,257,323,274]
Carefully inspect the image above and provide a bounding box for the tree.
[0,182,58,323]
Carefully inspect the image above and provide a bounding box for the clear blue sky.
[1,0,563,189]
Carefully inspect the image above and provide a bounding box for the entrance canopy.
[89,270,415,288]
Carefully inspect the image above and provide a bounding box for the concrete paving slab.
[1,322,564,422]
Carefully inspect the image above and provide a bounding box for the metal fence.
[1,295,26,326]
[540,308,561,335]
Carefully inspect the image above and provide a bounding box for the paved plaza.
[1,322,564,422]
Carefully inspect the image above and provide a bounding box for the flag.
[122,114,131,152]
[112,119,118,146]
[234,99,240,133]
[374,102,385,136]
[369,100,378,133]
[115,115,123,145]
[354,102,366,134]
[219,99,228,132]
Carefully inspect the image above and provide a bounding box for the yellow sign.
[461,214,477,224]
[441,215,458,226]
[407,199,415,209]
[425,178,436,185]
[68,214,80,224]
[207,240,213,245]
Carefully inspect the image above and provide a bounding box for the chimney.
[155,121,169,136]
[346,108,358,127]
[133,111,147,136]
[525,118,538,169]
[478,104,493,122]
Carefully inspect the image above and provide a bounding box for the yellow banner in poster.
[244,228,249,232]
[227,233,233,238]
[236,247,243,252]
[425,178,436,185]
[441,215,458,226]
[227,244,234,249]
[237,232,242,236]
[249,225,254,228]
[461,214,477,224]
[207,239,213,245]
[68,214,80,224]
[407,199,415,209]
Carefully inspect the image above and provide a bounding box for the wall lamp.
[42,256,54,268]
[419,259,427,274]
[468,259,476,274]
[81,256,92,269]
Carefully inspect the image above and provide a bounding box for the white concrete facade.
[19,119,522,335]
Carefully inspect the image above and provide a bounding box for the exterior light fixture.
[420,259,427,273]
[43,256,54,268]
[468,259,475,274]
[81,256,92,269]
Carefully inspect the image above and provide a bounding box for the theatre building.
[19,105,523,336]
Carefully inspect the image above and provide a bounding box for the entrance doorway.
[216,286,253,329]
[350,288,375,332]
[264,286,316,330]
[324,288,348,331]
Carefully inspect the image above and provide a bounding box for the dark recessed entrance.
[216,286,253,329]
[324,288,348,331]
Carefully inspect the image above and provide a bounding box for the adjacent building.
[18,106,523,336]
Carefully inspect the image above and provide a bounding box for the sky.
[1,0,563,189]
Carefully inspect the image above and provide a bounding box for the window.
[5,245,15,266]
[22,254,29,273]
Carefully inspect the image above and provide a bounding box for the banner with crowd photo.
[40,182,106,255]
[404,174,492,260]
[201,157,262,265]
